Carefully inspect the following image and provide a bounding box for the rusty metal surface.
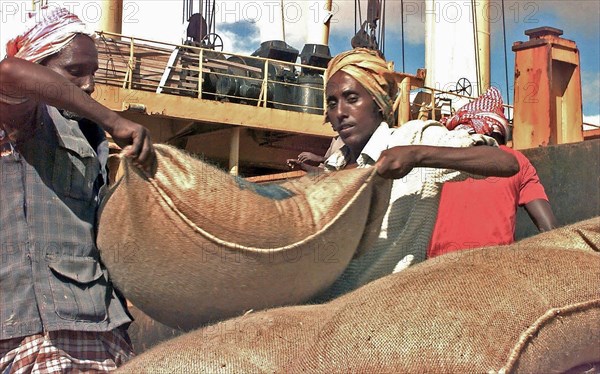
[512,28,583,150]
[93,85,335,137]
[515,139,600,240]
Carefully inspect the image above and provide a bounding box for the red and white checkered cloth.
[441,87,510,139]
[0,330,134,373]
[6,5,94,63]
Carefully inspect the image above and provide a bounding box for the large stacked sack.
[516,216,599,252]
[126,303,184,354]
[97,144,391,330]
[118,217,600,373]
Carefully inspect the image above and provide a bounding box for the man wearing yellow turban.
[317,48,520,300]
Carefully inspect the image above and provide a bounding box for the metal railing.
[95,32,503,124]
[95,31,327,115]
[409,85,515,123]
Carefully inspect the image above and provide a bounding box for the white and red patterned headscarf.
[442,87,510,140]
[6,5,93,63]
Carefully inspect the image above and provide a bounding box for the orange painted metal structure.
[512,27,584,150]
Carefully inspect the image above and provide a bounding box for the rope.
[199,0,203,27]
[380,0,386,55]
[97,33,126,77]
[357,0,363,32]
[354,0,357,35]
[210,0,216,35]
[500,299,600,373]
[400,0,405,72]
[501,0,511,107]
[183,0,194,24]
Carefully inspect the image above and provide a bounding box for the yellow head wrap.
[325,48,398,125]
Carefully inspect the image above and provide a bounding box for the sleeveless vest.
[0,105,131,340]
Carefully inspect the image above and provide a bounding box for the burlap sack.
[97,144,391,330]
[516,216,599,252]
[118,217,600,373]
[126,304,184,354]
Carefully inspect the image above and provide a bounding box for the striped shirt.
[319,120,497,300]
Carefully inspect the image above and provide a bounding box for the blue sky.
[331,1,600,124]
[1,0,597,123]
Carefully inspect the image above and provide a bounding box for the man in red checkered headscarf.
[428,87,557,259]
[1,6,155,372]
[441,86,510,142]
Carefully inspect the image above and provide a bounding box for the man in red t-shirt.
[427,88,557,258]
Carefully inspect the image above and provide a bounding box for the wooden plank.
[245,170,306,183]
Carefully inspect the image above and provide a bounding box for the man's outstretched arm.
[524,199,558,232]
[375,145,519,180]
[0,57,155,172]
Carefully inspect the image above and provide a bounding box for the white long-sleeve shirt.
[318,120,496,300]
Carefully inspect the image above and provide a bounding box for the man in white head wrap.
[0,6,154,371]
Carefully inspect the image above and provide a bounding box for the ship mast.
[322,0,334,46]
[306,0,333,46]
[258,0,286,42]
[425,0,490,106]
[474,0,490,93]
[99,0,123,35]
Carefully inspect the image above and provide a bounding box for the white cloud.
[2,1,596,54]
[582,71,600,116]
[536,0,600,34]
[218,27,260,56]
[0,1,185,57]
[328,0,426,45]
[583,115,599,128]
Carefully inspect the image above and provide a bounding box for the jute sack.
[97,144,391,330]
[126,303,183,354]
[516,216,599,252]
[118,217,600,374]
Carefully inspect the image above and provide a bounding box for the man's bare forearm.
[411,145,519,177]
[0,57,120,133]
[525,199,558,232]
[376,145,519,179]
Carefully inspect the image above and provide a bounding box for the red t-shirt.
[427,146,548,258]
